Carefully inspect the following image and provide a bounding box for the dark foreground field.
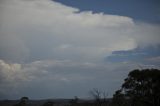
[0,99,112,106]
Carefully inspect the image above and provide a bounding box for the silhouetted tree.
[89,88,108,106]
[90,88,101,101]
[102,91,108,103]
[113,69,160,106]
[112,89,127,106]
[14,97,29,106]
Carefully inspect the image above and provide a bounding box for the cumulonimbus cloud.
[1,0,159,63]
[0,0,160,99]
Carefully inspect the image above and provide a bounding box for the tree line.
[14,68,160,106]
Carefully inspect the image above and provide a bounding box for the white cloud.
[0,0,159,63]
[0,60,25,84]
[0,60,27,96]
[0,0,141,63]
[132,23,160,47]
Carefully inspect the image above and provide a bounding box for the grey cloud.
[132,23,160,47]
[0,59,137,99]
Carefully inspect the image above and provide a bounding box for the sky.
[0,0,160,99]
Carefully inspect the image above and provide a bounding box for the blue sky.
[107,46,160,66]
[0,0,160,99]
[54,0,160,66]
[54,0,160,23]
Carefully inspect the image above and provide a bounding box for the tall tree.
[113,69,160,106]
[113,89,126,106]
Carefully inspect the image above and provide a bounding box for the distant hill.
[0,98,112,106]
